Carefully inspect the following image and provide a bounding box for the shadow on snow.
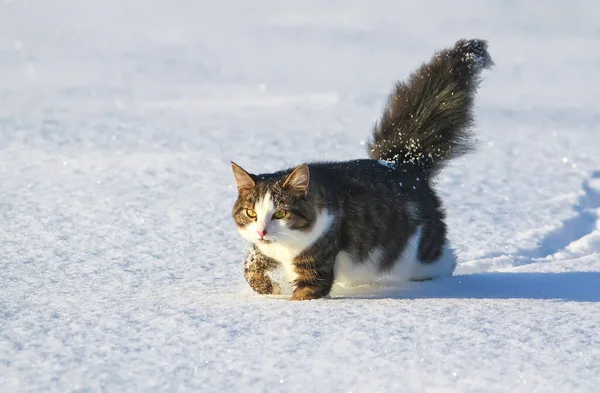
[331,271,600,302]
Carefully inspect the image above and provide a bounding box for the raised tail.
[368,38,493,176]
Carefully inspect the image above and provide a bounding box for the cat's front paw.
[246,272,277,295]
[291,286,323,300]
[271,282,282,295]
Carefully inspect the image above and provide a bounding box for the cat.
[231,38,493,300]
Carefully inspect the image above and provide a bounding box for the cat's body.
[232,39,493,300]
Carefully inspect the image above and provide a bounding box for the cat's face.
[231,162,318,248]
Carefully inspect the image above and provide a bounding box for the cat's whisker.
[272,231,301,241]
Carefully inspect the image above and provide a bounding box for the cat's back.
[306,159,428,199]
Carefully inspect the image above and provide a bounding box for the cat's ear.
[282,164,310,197]
[231,162,256,192]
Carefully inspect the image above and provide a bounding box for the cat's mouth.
[257,238,274,244]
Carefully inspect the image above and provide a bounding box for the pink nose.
[257,229,267,238]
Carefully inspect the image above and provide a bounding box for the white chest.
[256,242,300,283]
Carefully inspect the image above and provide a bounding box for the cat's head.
[231,162,320,247]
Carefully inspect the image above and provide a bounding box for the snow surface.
[2,1,600,392]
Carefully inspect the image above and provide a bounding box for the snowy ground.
[2,1,600,392]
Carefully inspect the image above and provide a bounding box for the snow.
[1,0,599,392]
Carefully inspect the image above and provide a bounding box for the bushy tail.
[368,38,493,176]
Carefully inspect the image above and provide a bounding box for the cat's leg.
[291,266,334,300]
[291,248,337,301]
[417,217,447,263]
[244,246,282,295]
[412,220,457,281]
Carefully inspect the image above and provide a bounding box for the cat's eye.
[273,210,287,219]
[246,209,257,219]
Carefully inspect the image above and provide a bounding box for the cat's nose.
[257,229,267,238]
